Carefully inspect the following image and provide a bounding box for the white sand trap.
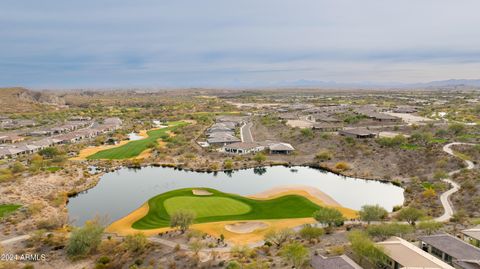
[225,221,269,234]
[192,189,213,196]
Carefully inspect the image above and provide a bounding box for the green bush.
[348,231,388,267]
[366,223,414,239]
[315,150,332,161]
[299,224,324,241]
[124,233,148,253]
[66,220,104,258]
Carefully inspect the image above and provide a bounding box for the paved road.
[240,122,254,143]
[434,142,476,222]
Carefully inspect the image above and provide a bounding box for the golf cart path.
[434,142,476,222]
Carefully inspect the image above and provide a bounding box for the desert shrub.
[366,223,414,240]
[0,168,13,182]
[335,161,350,171]
[10,161,26,174]
[280,242,309,268]
[417,221,443,235]
[124,233,148,253]
[299,224,324,241]
[253,152,266,163]
[66,220,104,258]
[315,150,332,161]
[264,228,294,247]
[348,231,388,267]
[300,128,314,138]
[223,159,233,170]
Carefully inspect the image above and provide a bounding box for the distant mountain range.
[264,79,480,89]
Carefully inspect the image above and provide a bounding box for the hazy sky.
[1,0,480,88]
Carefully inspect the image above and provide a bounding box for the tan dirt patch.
[224,221,269,234]
[286,119,313,129]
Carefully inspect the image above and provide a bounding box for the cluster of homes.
[0,116,36,130]
[202,115,295,155]
[313,229,480,269]
[0,117,122,159]
[205,116,246,146]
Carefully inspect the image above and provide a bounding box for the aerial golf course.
[87,121,187,160]
[131,188,353,230]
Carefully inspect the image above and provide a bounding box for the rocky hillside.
[0,87,65,113]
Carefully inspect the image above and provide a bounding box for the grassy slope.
[0,204,21,218]
[87,121,186,160]
[132,188,322,229]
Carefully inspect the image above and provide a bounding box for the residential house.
[462,226,480,247]
[268,142,295,154]
[354,108,401,122]
[377,237,454,269]
[339,128,378,139]
[310,255,363,269]
[0,134,25,144]
[419,233,480,268]
[207,134,241,146]
[224,142,264,155]
[308,114,342,123]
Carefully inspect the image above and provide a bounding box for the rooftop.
[462,226,480,241]
[377,237,454,269]
[310,255,362,269]
[224,142,261,150]
[340,128,377,136]
[419,234,480,261]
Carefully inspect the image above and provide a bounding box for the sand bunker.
[225,221,269,234]
[192,189,213,196]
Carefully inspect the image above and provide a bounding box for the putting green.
[164,196,251,218]
[132,188,326,230]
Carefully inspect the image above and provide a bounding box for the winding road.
[434,142,476,222]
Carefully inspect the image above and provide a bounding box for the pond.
[68,166,404,225]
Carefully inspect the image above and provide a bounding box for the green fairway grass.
[164,196,251,218]
[87,121,187,160]
[132,188,323,230]
[0,204,21,218]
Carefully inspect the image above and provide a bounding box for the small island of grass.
[0,204,21,218]
[132,188,335,230]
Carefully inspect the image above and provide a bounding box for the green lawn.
[164,196,251,218]
[0,204,21,218]
[132,188,323,230]
[87,121,187,160]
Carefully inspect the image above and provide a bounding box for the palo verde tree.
[313,207,345,231]
[359,204,388,224]
[170,209,196,233]
[396,206,424,226]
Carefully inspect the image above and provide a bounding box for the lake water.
[68,166,404,225]
[127,132,143,141]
